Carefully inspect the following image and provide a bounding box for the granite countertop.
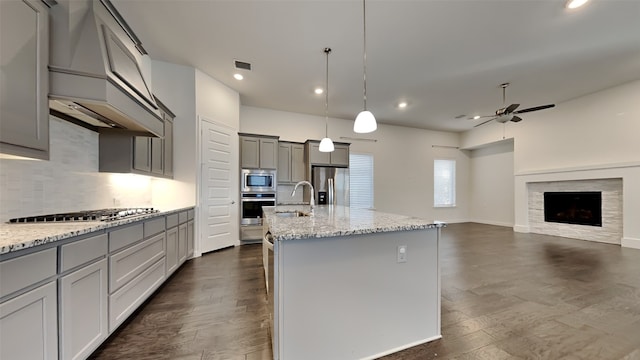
[0,207,194,255]
[263,205,445,241]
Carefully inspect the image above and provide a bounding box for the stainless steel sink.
[275,210,310,218]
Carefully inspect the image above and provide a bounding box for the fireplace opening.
[544,192,602,227]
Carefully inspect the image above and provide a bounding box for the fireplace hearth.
[544,191,602,227]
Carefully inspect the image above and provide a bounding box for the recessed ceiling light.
[398,102,408,109]
[473,115,481,120]
[233,73,244,80]
[315,88,324,95]
[566,0,589,9]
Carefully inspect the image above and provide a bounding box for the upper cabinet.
[278,142,305,184]
[99,98,175,178]
[0,0,51,160]
[240,134,279,169]
[306,141,350,167]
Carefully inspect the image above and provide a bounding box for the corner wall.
[461,80,640,248]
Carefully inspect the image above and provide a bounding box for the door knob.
[231,200,236,204]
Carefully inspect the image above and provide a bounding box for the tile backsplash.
[0,117,153,222]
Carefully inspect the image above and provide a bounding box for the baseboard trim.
[513,225,530,233]
[362,334,442,360]
[621,237,640,250]
[469,220,514,228]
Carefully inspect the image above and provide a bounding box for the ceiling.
[111,0,640,132]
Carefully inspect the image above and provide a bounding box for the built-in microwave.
[241,169,277,193]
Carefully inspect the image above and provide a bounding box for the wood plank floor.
[91,223,640,360]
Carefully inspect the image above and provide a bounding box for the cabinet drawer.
[109,233,165,293]
[60,234,108,273]
[166,213,179,229]
[144,217,165,238]
[0,247,56,299]
[178,211,188,224]
[109,223,144,252]
[109,258,165,332]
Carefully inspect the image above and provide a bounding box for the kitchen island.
[262,205,445,360]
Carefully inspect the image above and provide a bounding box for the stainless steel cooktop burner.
[8,208,159,223]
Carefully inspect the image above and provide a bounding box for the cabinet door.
[240,136,260,168]
[166,227,178,275]
[260,138,278,169]
[187,220,194,258]
[178,223,187,265]
[133,137,151,172]
[278,144,291,183]
[308,142,330,165]
[0,0,50,158]
[0,281,57,360]
[151,137,164,174]
[59,259,108,360]
[163,119,173,177]
[291,144,306,182]
[330,144,350,167]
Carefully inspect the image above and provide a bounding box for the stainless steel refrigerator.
[311,167,350,206]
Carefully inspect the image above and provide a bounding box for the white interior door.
[199,118,238,253]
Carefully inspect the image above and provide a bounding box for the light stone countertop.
[0,207,193,255]
[263,205,445,241]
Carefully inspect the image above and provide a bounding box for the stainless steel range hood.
[49,0,163,137]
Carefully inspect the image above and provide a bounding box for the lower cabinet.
[59,259,108,360]
[109,258,166,332]
[166,226,179,275]
[178,223,187,265]
[0,281,58,360]
[187,220,194,258]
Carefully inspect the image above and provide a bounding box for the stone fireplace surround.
[514,162,640,249]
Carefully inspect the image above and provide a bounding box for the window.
[434,159,456,207]
[349,153,374,209]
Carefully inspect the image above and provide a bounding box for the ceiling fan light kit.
[354,0,377,134]
[319,47,335,153]
[470,82,555,128]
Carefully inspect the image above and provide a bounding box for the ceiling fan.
[470,83,555,127]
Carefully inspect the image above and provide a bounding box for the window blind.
[434,159,456,207]
[349,153,374,209]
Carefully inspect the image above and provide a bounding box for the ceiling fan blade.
[505,104,520,113]
[467,115,495,120]
[513,104,555,114]
[474,118,496,127]
[510,115,523,123]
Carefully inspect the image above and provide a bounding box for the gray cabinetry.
[165,213,179,275]
[240,134,279,169]
[178,223,187,265]
[0,281,58,360]
[0,248,58,360]
[108,220,166,332]
[0,0,51,160]
[99,99,174,178]
[59,259,108,360]
[306,141,350,167]
[59,234,109,360]
[278,142,305,183]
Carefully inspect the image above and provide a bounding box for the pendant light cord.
[362,0,368,111]
[324,47,331,137]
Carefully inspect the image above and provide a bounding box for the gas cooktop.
[8,208,159,223]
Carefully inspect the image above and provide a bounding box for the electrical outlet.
[397,245,407,263]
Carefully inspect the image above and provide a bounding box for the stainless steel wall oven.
[241,193,276,225]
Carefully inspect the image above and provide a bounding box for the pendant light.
[353,0,377,133]
[319,47,335,152]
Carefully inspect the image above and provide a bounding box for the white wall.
[240,106,469,223]
[150,60,197,211]
[461,79,640,248]
[469,140,514,227]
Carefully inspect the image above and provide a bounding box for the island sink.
[274,210,310,218]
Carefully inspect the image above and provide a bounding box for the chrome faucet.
[291,181,315,214]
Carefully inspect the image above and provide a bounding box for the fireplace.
[544,192,602,227]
